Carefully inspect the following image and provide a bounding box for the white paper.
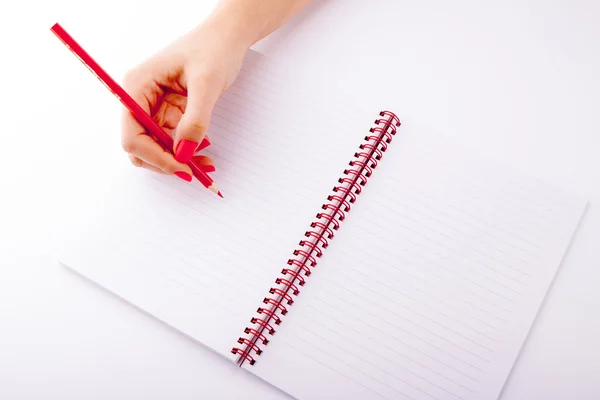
[246,123,587,400]
[59,49,587,400]
[58,49,378,360]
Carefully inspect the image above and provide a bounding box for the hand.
[120,21,248,182]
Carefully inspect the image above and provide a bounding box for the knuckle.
[187,120,207,134]
[189,67,224,91]
[129,155,143,168]
[190,66,218,81]
[122,67,143,90]
[155,156,171,173]
[121,136,137,153]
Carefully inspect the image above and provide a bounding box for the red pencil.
[50,22,222,198]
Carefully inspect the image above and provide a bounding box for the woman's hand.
[120,0,311,182]
[120,21,248,182]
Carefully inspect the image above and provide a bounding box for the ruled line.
[323,268,501,342]
[295,321,464,400]
[300,307,478,391]
[330,250,508,329]
[286,332,421,400]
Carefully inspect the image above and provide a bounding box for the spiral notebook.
[58,49,587,400]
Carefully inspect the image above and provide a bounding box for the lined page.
[247,125,587,400]
[58,49,378,360]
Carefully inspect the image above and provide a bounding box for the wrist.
[201,2,262,52]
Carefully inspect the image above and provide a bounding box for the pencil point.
[206,182,221,197]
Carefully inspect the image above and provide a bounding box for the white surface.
[55,47,390,368]
[1,0,599,399]
[55,42,588,399]
[243,125,587,400]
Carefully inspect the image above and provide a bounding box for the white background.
[1,0,599,399]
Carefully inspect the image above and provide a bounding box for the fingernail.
[197,137,211,152]
[174,171,192,182]
[201,165,216,173]
[175,140,199,163]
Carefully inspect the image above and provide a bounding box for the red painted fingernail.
[201,165,216,173]
[175,140,198,163]
[174,171,192,182]
[197,137,211,151]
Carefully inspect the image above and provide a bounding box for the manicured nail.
[175,140,199,163]
[197,137,211,152]
[174,171,192,182]
[201,164,216,173]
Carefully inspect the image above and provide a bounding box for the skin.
[120,0,312,180]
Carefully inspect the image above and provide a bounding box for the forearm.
[203,0,312,49]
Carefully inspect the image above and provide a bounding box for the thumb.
[174,73,222,163]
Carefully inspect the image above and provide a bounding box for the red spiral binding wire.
[231,110,401,367]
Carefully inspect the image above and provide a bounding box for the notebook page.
[58,49,375,360]
[246,123,587,400]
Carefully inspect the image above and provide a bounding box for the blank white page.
[246,123,587,399]
[57,49,379,360]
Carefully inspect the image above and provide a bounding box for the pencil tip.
[218,191,224,198]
